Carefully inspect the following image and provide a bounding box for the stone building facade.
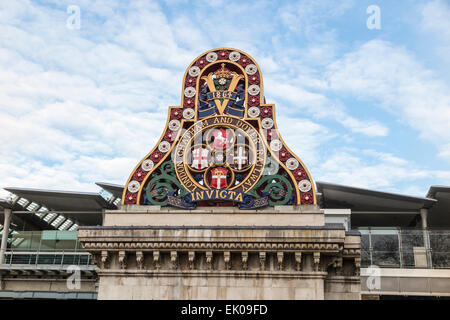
[78,48,361,300]
[79,206,360,299]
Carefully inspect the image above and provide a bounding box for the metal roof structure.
[2,181,448,230]
[426,186,450,227]
[95,182,124,199]
[2,187,118,231]
[316,181,440,228]
[4,187,115,212]
[427,185,450,198]
[0,198,55,231]
[0,198,21,211]
[317,181,437,211]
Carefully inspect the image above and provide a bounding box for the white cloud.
[276,0,354,35]
[0,0,449,202]
[421,0,450,36]
[326,39,450,161]
[276,116,334,166]
[420,0,450,66]
[314,149,447,196]
[264,78,389,137]
[0,0,188,198]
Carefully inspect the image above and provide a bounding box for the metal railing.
[0,230,93,266]
[3,250,92,266]
[357,227,450,269]
[1,230,83,252]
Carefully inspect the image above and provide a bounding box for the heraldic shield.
[122,48,316,209]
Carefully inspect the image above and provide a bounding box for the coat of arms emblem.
[210,167,229,189]
[123,48,316,209]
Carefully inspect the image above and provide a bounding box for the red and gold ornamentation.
[217,50,229,60]
[238,56,250,67]
[261,107,272,118]
[125,192,137,204]
[248,74,259,85]
[171,108,183,120]
[184,97,195,108]
[279,149,291,162]
[150,151,163,163]
[122,48,316,207]
[293,167,306,181]
[185,76,196,87]
[301,192,313,204]
[196,57,207,69]
[164,131,175,142]
[248,95,259,107]
[133,169,146,182]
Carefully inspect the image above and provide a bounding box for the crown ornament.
[213,63,233,79]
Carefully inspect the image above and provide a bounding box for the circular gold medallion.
[174,115,266,193]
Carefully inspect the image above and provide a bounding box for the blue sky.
[0,0,449,198]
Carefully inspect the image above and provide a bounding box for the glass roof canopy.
[2,181,448,231]
[1,184,121,231]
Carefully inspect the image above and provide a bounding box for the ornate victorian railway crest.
[122,48,316,209]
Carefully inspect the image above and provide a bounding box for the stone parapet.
[103,205,325,227]
[78,223,360,299]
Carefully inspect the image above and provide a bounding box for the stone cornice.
[79,226,360,277]
[81,241,348,253]
[79,227,360,256]
[97,269,329,279]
